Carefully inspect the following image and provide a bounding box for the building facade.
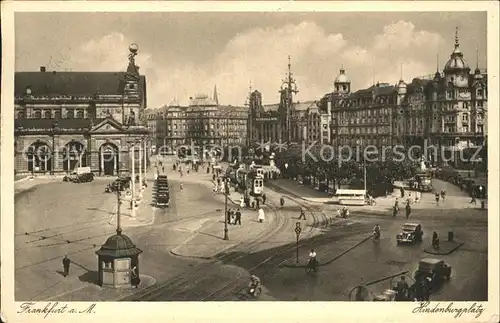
[247,57,330,147]
[318,29,487,164]
[148,89,248,154]
[14,45,149,176]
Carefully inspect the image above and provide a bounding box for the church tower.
[278,56,298,142]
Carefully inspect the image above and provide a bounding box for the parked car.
[414,258,452,291]
[396,223,423,245]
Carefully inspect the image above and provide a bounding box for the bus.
[331,189,367,206]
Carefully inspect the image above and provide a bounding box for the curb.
[169,249,213,260]
[282,233,374,268]
[424,242,464,255]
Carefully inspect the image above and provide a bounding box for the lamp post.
[138,141,143,189]
[129,141,137,218]
[116,181,122,233]
[295,222,302,264]
[223,178,229,240]
[143,139,147,181]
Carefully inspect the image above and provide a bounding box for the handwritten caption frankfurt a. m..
[17,302,96,319]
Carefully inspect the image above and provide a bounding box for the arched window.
[54,111,62,120]
[34,110,42,119]
[44,110,52,119]
[76,110,84,119]
[17,111,25,119]
[66,110,74,119]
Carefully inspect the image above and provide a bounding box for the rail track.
[121,198,290,301]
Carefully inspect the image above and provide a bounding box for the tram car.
[155,175,170,207]
[234,167,264,197]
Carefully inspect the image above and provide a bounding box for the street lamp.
[295,222,302,264]
[223,178,229,240]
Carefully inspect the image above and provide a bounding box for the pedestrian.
[435,192,440,205]
[400,187,405,198]
[415,191,420,203]
[235,209,242,225]
[280,196,285,207]
[405,202,411,219]
[262,194,267,205]
[239,197,245,208]
[298,207,306,220]
[440,190,446,201]
[392,205,398,217]
[207,166,210,174]
[162,166,165,173]
[180,183,184,191]
[230,211,236,225]
[258,208,265,223]
[432,231,440,250]
[131,265,141,288]
[62,255,71,277]
[227,209,232,224]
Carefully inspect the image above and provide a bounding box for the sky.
[15,12,487,108]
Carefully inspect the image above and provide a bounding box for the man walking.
[405,202,411,220]
[298,207,306,220]
[62,255,71,277]
[227,209,232,224]
[235,209,242,225]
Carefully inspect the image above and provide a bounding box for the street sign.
[295,222,302,236]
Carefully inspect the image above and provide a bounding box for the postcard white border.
[1,2,499,323]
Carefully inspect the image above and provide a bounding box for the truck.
[63,167,94,183]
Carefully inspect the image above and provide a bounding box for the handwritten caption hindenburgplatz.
[413,301,485,319]
[17,302,96,318]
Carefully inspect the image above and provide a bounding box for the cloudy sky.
[15,12,487,108]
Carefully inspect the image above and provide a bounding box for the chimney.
[40,66,46,72]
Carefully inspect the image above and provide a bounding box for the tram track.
[121,198,290,301]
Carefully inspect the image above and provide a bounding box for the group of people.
[393,198,412,219]
[226,208,242,225]
[434,190,447,205]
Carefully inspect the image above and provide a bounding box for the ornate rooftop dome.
[334,67,350,84]
[444,28,470,72]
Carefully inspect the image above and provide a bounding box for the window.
[477,89,484,96]
[17,111,25,119]
[462,114,468,121]
[44,110,52,119]
[66,110,74,119]
[463,126,469,133]
[76,110,84,119]
[54,111,61,120]
[33,110,42,119]
[478,101,483,108]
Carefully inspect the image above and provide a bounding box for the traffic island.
[170,207,276,260]
[424,241,463,255]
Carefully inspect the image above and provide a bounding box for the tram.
[233,166,265,197]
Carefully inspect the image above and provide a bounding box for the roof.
[95,232,143,258]
[402,223,419,228]
[15,71,146,100]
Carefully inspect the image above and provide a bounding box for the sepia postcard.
[1,1,499,323]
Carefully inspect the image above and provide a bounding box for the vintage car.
[372,289,397,301]
[414,258,452,291]
[396,223,423,245]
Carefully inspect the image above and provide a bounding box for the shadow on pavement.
[78,271,99,286]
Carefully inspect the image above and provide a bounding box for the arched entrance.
[63,141,87,172]
[26,141,52,173]
[99,143,119,176]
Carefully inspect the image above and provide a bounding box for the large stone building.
[318,28,487,165]
[147,87,248,154]
[247,57,331,146]
[14,44,149,176]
